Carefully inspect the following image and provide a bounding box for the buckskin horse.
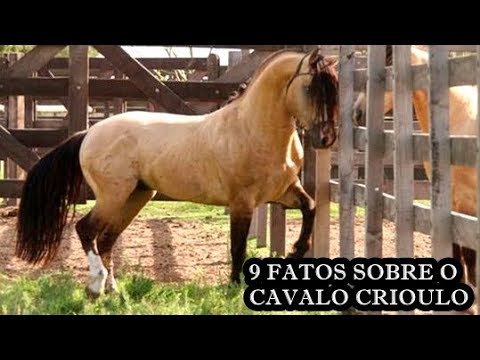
[353,45,478,287]
[15,48,340,298]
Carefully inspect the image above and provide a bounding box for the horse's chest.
[258,160,301,201]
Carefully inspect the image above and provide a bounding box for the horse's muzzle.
[309,123,337,149]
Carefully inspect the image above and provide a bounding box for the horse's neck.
[412,90,430,132]
[236,74,297,147]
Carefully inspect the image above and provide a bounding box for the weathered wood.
[0,78,239,102]
[187,45,314,51]
[34,119,65,129]
[338,45,355,259]
[0,179,176,202]
[46,57,209,72]
[330,180,477,250]
[365,46,386,260]
[353,54,478,92]
[303,135,316,258]
[113,69,126,115]
[313,149,331,258]
[248,210,258,241]
[9,128,68,148]
[68,46,89,135]
[68,46,89,204]
[207,54,220,81]
[0,125,39,171]
[0,46,66,78]
[393,45,414,259]
[219,51,272,83]
[476,45,480,315]
[5,53,25,206]
[37,67,70,110]
[256,205,268,248]
[270,204,286,257]
[24,96,35,128]
[429,45,452,260]
[94,45,196,115]
[383,180,431,200]
[0,179,24,198]
[354,127,478,167]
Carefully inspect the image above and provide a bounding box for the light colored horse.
[353,45,477,285]
[15,48,340,298]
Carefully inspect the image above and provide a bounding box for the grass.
[0,272,341,315]
[1,164,357,315]
[75,200,364,224]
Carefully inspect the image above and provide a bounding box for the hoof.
[105,278,119,294]
[86,269,108,299]
[85,286,102,300]
[230,276,241,285]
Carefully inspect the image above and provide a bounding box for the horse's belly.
[142,162,229,206]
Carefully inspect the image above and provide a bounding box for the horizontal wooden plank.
[331,150,426,166]
[46,57,209,71]
[34,119,65,128]
[330,180,477,250]
[0,179,24,197]
[0,179,177,202]
[0,78,239,101]
[9,128,68,148]
[354,127,477,167]
[180,45,477,52]
[383,179,431,199]
[354,54,478,91]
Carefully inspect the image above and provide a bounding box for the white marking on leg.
[87,251,108,295]
[106,271,118,293]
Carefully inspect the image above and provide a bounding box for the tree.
[0,45,98,57]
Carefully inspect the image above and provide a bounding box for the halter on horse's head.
[286,47,339,149]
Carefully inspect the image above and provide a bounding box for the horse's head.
[353,91,394,127]
[285,48,339,149]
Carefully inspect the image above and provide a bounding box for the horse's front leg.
[275,179,316,259]
[229,196,254,284]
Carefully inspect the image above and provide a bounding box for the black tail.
[15,131,88,264]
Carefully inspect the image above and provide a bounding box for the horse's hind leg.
[76,175,142,298]
[75,212,108,298]
[97,189,156,293]
[274,180,315,259]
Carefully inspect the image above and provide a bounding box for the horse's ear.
[308,47,324,67]
[325,56,339,69]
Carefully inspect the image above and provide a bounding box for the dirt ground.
[0,206,432,285]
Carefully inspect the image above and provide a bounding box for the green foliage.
[0,45,34,53]
[0,45,98,57]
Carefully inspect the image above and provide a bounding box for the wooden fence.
[330,45,480,315]
[1,45,479,315]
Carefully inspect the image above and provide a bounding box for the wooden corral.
[332,45,480,315]
[1,45,480,315]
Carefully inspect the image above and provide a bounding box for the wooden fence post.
[428,45,452,260]
[365,45,386,259]
[476,45,480,315]
[393,45,415,259]
[339,45,355,259]
[68,45,89,204]
[5,53,25,207]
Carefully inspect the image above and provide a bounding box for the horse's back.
[79,111,211,201]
